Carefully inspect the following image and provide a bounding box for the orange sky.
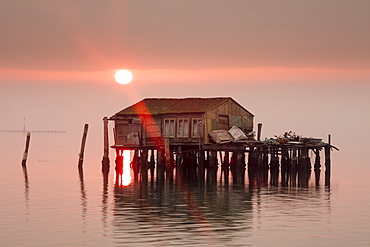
[1,1,370,72]
[2,67,370,86]
[1,1,370,147]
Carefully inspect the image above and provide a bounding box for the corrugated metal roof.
[114,97,253,116]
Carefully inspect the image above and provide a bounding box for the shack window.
[164,118,175,137]
[218,115,229,130]
[177,119,189,137]
[192,118,203,137]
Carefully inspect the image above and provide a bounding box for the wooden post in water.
[102,117,110,172]
[164,138,171,168]
[270,149,280,171]
[209,151,218,167]
[263,148,269,170]
[176,146,183,166]
[257,123,263,141]
[223,151,230,185]
[298,146,310,171]
[189,151,197,167]
[236,151,243,168]
[132,150,139,180]
[281,146,289,171]
[291,147,298,170]
[141,149,148,183]
[314,148,321,170]
[21,132,31,167]
[198,150,205,168]
[325,144,331,186]
[115,151,123,186]
[224,151,229,169]
[149,149,155,181]
[248,147,255,169]
[78,124,89,169]
[156,150,165,183]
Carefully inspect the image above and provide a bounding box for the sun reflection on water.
[115,150,132,187]
[122,150,132,186]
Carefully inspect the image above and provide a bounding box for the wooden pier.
[105,97,338,187]
[111,137,337,187]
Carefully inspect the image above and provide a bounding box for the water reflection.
[112,167,253,246]
[109,164,331,246]
[22,165,29,223]
[101,170,109,235]
[115,150,132,187]
[78,167,87,233]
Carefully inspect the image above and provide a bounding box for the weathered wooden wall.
[113,98,254,147]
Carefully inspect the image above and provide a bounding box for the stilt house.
[110,97,254,150]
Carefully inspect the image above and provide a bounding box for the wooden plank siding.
[111,97,254,148]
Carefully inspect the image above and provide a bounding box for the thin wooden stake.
[78,124,89,169]
[257,123,263,141]
[102,117,110,172]
[21,132,31,167]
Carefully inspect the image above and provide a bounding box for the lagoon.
[1,132,369,247]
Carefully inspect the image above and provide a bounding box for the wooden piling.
[141,149,148,183]
[223,151,229,169]
[198,150,205,168]
[281,146,289,171]
[247,147,255,168]
[291,147,298,170]
[156,151,165,183]
[257,148,263,168]
[115,153,123,186]
[262,148,269,170]
[102,117,110,172]
[298,146,310,171]
[223,163,230,185]
[78,124,89,169]
[149,149,155,181]
[257,123,262,141]
[132,150,140,180]
[324,145,331,167]
[164,138,171,168]
[230,151,237,168]
[236,152,245,168]
[270,149,280,171]
[209,151,217,167]
[189,151,197,167]
[157,147,164,168]
[21,132,31,167]
[207,166,218,185]
[176,146,182,166]
[314,148,321,170]
[324,145,331,186]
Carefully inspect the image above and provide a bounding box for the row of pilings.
[112,144,331,187]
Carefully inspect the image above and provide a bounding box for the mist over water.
[2,1,370,245]
[1,80,369,247]
[1,131,369,247]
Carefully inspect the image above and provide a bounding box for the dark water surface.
[1,133,369,247]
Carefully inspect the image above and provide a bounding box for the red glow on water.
[115,150,132,187]
[122,150,132,186]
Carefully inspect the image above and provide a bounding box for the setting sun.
[115,70,133,84]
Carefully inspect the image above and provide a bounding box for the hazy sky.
[1,1,370,155]
[1,1,370,71]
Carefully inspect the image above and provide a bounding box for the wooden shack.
[110,97,254,151]
[104,97,335,187]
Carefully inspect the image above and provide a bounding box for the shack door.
[115,121,141,145]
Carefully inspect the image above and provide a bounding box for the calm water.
[1,133,370,247]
